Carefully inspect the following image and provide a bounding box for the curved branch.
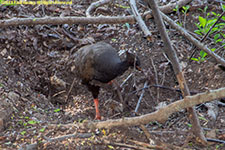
[86,0,111,17]
[83,87,225,129]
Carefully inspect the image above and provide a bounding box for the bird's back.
[73,42,121,83]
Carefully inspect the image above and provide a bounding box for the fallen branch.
[83,87,225,129]
[0,0,191,27]
[130,0,152,39]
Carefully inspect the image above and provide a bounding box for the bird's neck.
[116,60,130,76]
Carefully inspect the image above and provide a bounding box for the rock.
[7,91,20,101]
[0,92,18,131]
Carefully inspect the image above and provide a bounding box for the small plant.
[20,131,26,136]
[39,127,46,132]
[54,108,61,112]
[192,5,225,61]
[186,123,192,128]
[28,120,38,125]
[173,5,190,27]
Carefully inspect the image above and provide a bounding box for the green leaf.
[222,16,225,21]
[54,108,61,112]
[21,131,26,135]
[111,38,117,42]
[199,16,206,28]
[194,30,202,36]
[211,48,216,52]
[211,11,217,16]
[187,123,192,127]
[198,116,208,121]
[214,34,220,41]
[216,39,222,43]
[221,4,225,11]
[40,127,46,132]
[200,50,207,59]
[204,6,208,13]
[108,145,115,149]
[28,120,37,125]
[191,58,199,62]
[115,4,130,9]
[216,23,225,27]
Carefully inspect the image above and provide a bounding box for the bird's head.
[126,51,141,71]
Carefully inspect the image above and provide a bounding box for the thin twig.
[112,80,124,104]
[150,58,159,101]
[120,73,133,87]
[134,81,148,114]
[65,77,76,102]
[86,0,111,17]
[129,0,152,39]
[206,138,225,144]
[130,84,198,95]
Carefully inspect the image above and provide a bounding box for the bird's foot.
[95,115,101,120]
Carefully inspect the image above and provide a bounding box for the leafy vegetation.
[192,5,225,61]
[173,5,190,27]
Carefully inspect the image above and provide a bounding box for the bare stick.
[113,80,124,104]
[150,58,159,101]
[145,0,207,144]
[0,0,191,27]
[130,84,198,95]
[130,0,152,39]
[134,81,148,113]
[65,77,76,102]
[160,12,225,66]
[120,73,133,87]
[83,87,225,130]
[86,0,111,17]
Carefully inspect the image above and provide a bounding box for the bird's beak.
[136,66,142,71]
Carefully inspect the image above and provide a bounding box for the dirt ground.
[0,0,225,149]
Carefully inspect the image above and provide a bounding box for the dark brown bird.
[72,42,141,119]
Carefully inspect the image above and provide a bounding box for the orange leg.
[94,98,101,120]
